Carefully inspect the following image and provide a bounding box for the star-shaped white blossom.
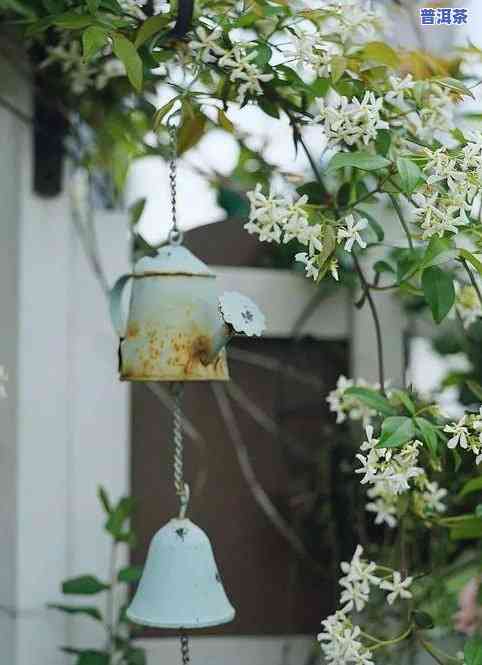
[379,571,413,605]
[337,214,368,252]
[444,416,469,450]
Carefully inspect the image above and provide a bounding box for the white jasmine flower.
[424,146,462,189]
[119,0,147,19]
[412,191,463,239]
[337,214,368,252]
[220,46,274,104]
[421,481,448,514]
[366,485,398,528]
[385,74,414,108]
[295,252,320,281]
[360,425,379,452]
[417,83,455,139]
[379,571,413,605]
[96,58,126,89]
[316,92,388,150]
[245,184,284,243]
[444,416,469,450]
[190,25,225,63]
[153,0,170,14]
[327,376,378,425]
[318,611,374,665]
[340,579,370,613]
[339,545,380,612]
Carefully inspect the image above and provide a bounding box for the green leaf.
[460,476,482,498]
[311,78,330,97]
[375,129,391,157]
[377,416,415,448]
[253,41,272,67]
[392,390,416,415]
[343,387,397,416]
[396,157,423,194]
[460,249,482,276]
[177,107,206,155]
[422,266,455,324]
[436,77,475,100]
[78,651,110,665]
[118,566,143,583]
[396,248,424,283]
[129,198,146,227]
[47,604,103,622]
[112,33,143,91]
[62,575,110,595]
[153,98,178,130]
[412,610,434,630]
[259,98,280,119]
[465,637,482,665]
[82,26,109,60]
[53,11,94,28]
[97,485,112,514]
[330,56,347,83]
[422,237,454,270]
[467,380,482,402]
[105,496,135,539]
[360,41,400,67]
[297,181,326,205]
[125,647,147,665]
[326,151,390,173]
[86,0,100,13]
[218,109,234,133]
[452,127,467,144]
[445,515,482,540]
[135,14,170,48]
[414,417,438,456]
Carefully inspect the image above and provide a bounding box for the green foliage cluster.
[49,487,145,665]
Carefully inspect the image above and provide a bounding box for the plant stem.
[106,541,119,661]
[417,637,450,665]
[352,252,386,393]
[461,259,482,308]
[292,124,387,392]
[389,194,414,250]
[371,625,413,651]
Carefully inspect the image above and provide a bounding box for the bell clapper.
[180,630,191,665]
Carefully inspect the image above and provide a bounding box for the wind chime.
[110,121,266,663]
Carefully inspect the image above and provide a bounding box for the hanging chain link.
[168,123,183,246]
[172,382,190,518]
[180,631,191,665]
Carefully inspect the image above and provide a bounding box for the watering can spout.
[200,292,266,366]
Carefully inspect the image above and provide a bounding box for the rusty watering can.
[110,244,265,382]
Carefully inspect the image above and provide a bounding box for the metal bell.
[127,518,236,629]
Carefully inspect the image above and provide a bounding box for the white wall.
[0,56,130,665]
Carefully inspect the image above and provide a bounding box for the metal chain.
[172,383,189,518]
[168,123,183,246]
[180,631,191,665]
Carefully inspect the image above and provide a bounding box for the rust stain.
[119,325,230,381]
[127,321,140,339]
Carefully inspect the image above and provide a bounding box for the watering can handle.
[109,274,132,338]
